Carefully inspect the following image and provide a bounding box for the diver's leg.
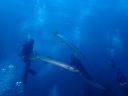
[22,62,31,84]
[22,70,28,84]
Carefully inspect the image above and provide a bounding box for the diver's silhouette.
[70,54,91,79]
[19,39,36,84]
[117,72,128,96]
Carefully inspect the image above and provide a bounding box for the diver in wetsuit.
[70,54,91,79]
[117,72,128,96]
[19,38,36,84]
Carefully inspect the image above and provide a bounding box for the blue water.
[0,0,128,96]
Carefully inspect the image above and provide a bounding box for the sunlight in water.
[118,0,128,11]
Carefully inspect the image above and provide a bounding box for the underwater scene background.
[0,0,128,96]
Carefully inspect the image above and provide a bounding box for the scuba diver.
[70,54,118,96]
[117,72,128,96]
[70,54,91,80]
[19,37,36,84]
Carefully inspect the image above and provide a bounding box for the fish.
[53,31,88,61]
[81,76,105,90]
[38,56,79,73]
[37,56,104,90]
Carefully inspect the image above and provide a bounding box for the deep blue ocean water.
[0,0,128,96]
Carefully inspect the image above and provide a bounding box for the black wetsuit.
[70,55,91,79]
[117,72,128,96]
[19,39,35,84]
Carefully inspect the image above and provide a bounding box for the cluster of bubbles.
[0,65,24,96]
[0,65,14,95]
[33,0,47,27]
[74,8,91,48]
[15,81,24,95]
